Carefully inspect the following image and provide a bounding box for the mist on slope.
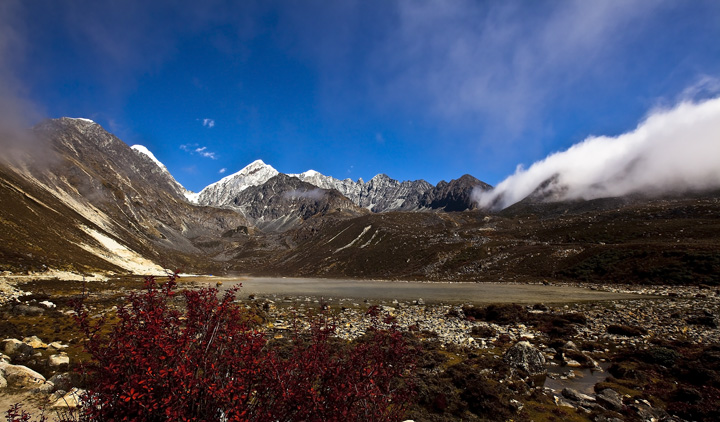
[474,96,720,210]
[282,188,326,201]
[0,1,47,166]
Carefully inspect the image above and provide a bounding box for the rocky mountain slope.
[224,174,368,231]
[1,117,718,286]
[245,194,720,285]
[0,118,249,274]
[193,160,490,214]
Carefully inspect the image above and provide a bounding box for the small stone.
[47,373,74,392]
[50,388,84,409]
[562,387,595,402]
[23,336,48,349]
[49,342,68,350]
[563,341,578,350]
[509,398,524,411]
[48,353,70,367]
[564,359,582,368]
[554,395,577,408]
[36,381,55,394]
[596,388,623,412]
[503,341,546,375]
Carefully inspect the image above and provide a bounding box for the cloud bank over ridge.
[474,96,720,210]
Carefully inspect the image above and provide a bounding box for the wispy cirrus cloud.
[278,0,664,137]
[180,143,218,160]
[202,118,215,128]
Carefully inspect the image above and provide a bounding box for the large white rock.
[0,362,46,387]
[1,339,33,357]
[503,341,547,375]
[50,388,85,409]
[48,353,70,367]
[23,336,48,349]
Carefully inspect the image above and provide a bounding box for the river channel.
[197,277,647,305]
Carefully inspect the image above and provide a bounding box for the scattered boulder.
[50,388,85,409]
[36,381,55,394]
[0,362,45,387]
[2,338,33,358]
[49,341,68,350]
[503,341,546,375]
[47,372,74,392]
[630,402,670,421]
[23,335,48,349]
[48,353,70,367]
[596,388,623,412]
[562,387,595,403]
[563,341,579,351]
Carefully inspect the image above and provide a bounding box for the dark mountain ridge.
[0,117,718,286]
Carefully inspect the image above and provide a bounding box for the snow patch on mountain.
[197,160,279,206]
[184,191,200,203]
[131,145,167,171]
[193,159,479,213]
[65,117,96,124]
[287,170,433,212]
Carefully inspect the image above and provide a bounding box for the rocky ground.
[1,278,718,421]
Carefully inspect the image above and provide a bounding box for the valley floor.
[1,277,718,421]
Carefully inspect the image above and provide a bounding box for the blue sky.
[2,0,720,193]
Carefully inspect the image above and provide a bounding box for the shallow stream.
[199,276,647,305]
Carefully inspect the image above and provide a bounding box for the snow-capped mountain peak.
[131,145,167,171]
[194,159,485,213]
[288,169,342,190]
[57,117,96,125]
[214,159,278,187]
[196,159,279,206]
[129,143,196,201]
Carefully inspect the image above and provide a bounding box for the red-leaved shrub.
[67,274,414,421]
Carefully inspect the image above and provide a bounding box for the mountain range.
[1,117,718,285]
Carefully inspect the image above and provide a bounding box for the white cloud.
[180,143,218,159]
[282,188,326,201]
[680,75,720,102]
[202,118,215,128]
[219,168,227,174]
[371,1,656,132]
[474,96,720,209]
